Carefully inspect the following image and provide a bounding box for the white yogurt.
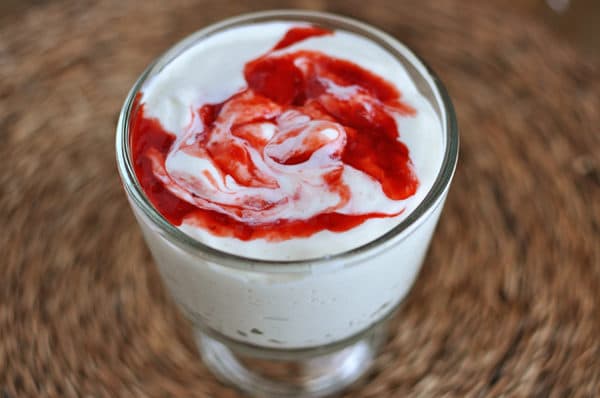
[129,21,448,349]
[140,22,444,261]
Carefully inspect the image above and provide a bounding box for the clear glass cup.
[116,10,458,398]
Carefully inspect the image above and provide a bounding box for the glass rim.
[115,9,459,271]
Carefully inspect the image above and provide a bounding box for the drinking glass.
[116,10,459,398]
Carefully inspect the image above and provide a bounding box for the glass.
[116,10,458,398]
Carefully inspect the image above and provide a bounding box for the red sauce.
[272,26,332,50]
[130,98,197,226]
[130,26,418,241]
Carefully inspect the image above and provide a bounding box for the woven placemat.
[1,0,599,396]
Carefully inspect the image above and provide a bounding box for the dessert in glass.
[116,10,458,398]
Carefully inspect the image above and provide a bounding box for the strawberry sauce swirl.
[131,26,419,241]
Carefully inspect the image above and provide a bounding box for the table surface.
[1,1,599,397]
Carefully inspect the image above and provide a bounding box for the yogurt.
[131,22,444,261]
[123,20,449,349]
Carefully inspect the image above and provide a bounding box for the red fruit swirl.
[130,26,419,241]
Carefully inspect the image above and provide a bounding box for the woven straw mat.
[1,0,599,396]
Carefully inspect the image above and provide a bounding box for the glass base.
[195,323,387,397]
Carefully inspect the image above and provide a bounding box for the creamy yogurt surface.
[132,22,444,260]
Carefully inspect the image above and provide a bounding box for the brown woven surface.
[1,0,600,396]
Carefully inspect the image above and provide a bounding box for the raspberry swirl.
[131,26,419,241]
